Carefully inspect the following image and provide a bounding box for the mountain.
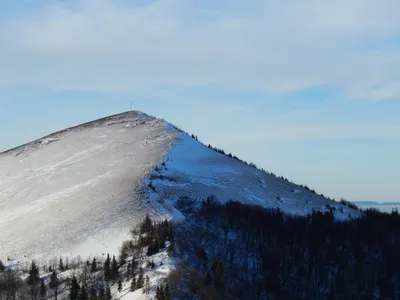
[0,111,359,263]
[356,201,400,213]
[1,111,376,300]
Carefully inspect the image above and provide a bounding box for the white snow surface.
[144,133,361,223]
[0,111,360,266]
[0,112,177,262]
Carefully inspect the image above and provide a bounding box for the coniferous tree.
[69,276,80,300]
[144,276,150,294]
[105,284,112,300]
[214,262,225,289]
[111,255,119,279]
[156,286,162,300]
[27,261,40,285]
[130,277,137,292]
[91,258,97,273]
[117,280,123,293]
[98,288,105,300]
[40,280,47,299]
[80,286,88,300]
[65,258,69,270]
[90,286,97,300]
[0,268,21,299]
[119,250,127,267]
[59,258,64,272]
[49,271,59,300]
[131,258,138,277]
[0,260,4,271]
[137,267,144,289]
[27,261,40,300]
[126,262,131,278]
[167,240,174,254]
[103,254,111,282]
[165,284,170,299]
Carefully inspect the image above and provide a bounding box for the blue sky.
[1,0,400,202]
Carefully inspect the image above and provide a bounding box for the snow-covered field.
[0,111,361,299]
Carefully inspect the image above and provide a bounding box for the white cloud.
[1,0,400,100]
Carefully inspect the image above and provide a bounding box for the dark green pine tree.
[214,262,225,288]
[126,262,131,278]
[59,258,64,272]
[144,276,150,294]
[27,259,40,300]
[105,284,112,300]
[131,258,138,278]
[80,286,88,300]
[137,267,145,289]
[130,277,137,292]
[91,258,97,273]
[119,251,127,267]
[69,276,80,300]
[165,284,170,299]
[49,271,59,300]
[104,254,111,282]
[111,255,119,279]
[167,240,174,254]
[27,261,40,285]
[141,214,153,234]
[90,286,97,300]
[98,288,105,300]
[40,279,47,299]
[0,260,4,271]
[117,280,123,292]
[156,286,163,300]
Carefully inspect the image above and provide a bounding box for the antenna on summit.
[130,101,133,111]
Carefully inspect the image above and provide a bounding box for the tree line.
[166,195,400,300]
[0,215,173,300]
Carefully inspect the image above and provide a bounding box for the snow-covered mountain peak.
[0,112,360,263]
[0,111,176,261]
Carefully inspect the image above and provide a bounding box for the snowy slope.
[143,133,361,221]
[0,111,360,265]
[0,112,177,262]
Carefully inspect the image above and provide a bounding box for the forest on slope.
[1,195,399,300]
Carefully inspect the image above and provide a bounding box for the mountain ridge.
[0,111,360,263]
[0,111,148,156]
